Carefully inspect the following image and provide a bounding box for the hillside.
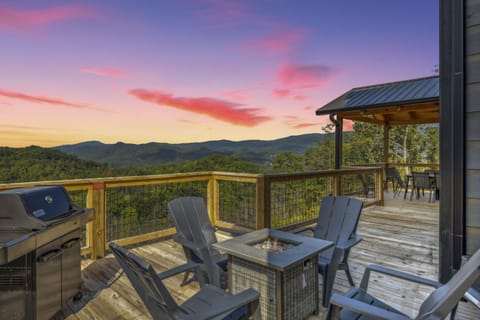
[54,134,325,167]
[0,146,112,183]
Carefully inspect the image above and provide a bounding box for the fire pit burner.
[251,237,298,253]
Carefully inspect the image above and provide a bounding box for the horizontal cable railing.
[0,167,383,259]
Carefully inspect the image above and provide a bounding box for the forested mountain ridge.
[54,134,325,167]
[0,147,264,183]
[1,123,438,184]
[0,146,113,183]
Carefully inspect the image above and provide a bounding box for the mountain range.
[54,133,325,167]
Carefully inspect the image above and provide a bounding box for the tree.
[303,122,439,170]
[344,122,383,165]
[304,123,336,170]
[271,151,304,172]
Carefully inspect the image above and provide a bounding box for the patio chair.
[391,168,406,198]
[291,196,364,307]
[327,248,480,319]
[109,242,260,320]
[384,167,397,191]
[410,171,435,202]
[168,197,234,289]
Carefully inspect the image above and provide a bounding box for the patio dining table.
[404,172,437,200]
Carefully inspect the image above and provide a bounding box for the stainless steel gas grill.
[0,186,93,320]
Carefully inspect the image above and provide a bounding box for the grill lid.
[0,186,78,231]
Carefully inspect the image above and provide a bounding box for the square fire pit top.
[212,228,333,271]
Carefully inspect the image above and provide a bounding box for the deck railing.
[0,167,383,259]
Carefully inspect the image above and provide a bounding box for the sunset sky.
[1,0,438,147]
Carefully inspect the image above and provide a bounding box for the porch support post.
[383,125,390,166]
[439,0,465,282]
[330,114,343,169]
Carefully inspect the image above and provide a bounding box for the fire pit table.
[212,228,333,320]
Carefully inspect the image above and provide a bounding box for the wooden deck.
[59,195,480,319]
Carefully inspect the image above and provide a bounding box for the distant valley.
[54,134,325,167]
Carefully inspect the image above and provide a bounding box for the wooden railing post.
[256,175,271,229]
[375,168,385,206]
[84,187,94,257]
[207,174,219,226]
[89,183,106,259]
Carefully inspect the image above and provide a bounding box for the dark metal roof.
[316,76,439,116]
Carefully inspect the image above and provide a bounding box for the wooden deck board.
[60,196,480,319]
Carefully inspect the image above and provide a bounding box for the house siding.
[466,0,480,255]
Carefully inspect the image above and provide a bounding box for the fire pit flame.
[253,237,296,253]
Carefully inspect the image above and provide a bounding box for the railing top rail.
[262,167,382,182]
[0,167,385,191]
[0,172,214,191]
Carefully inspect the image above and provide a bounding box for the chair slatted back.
[385,167,397,181]
[168,197,220,257]
[109,243,177,320]
[417,249,480,319]
[412,172,432,189]
[392,168,405,186]
[314,196,363,260]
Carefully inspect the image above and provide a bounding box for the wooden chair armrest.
[329,294,411,320]
[360,264,441,291]
[288,225,315,234]
[157,261,201,280]
[336,235,362,251]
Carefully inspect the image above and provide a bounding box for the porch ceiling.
[316,76,439,126]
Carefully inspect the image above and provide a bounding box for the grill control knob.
[44,195,53,204]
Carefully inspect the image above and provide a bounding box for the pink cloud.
[0,88,93,109]
[282,115,318,130]
[128,89,271,127]
[241,30,306,55]
[219,88,253,102]
[272,88,292,99]
[0,5,94,32]
[294,95,308,101]
[293,123,318,129]
[271,89,308,101]
[277,63,337,87]
[81,67,125,78]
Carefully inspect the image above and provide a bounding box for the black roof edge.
[315,96,439,116]
[348,75,438,91]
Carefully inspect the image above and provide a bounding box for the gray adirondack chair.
[327,248,480,320]
[109,242,260,320]
[292,196,364,307]
[168,197,229,289]
[384,167,397,191]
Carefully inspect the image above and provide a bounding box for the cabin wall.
[465,0,480,254]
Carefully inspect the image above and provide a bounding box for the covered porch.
[58,196,479,319]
